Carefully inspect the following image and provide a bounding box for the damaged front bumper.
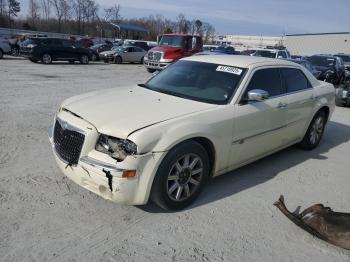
[48,117,164,205]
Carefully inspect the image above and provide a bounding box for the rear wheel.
[114,56,122,64]
[41,53,52,64]
[147,68,156,73]
[0,49,3,59]
[151,141,210,210]
[335,88,345,107]
[79,55,89,64]
[299,111,326,150]
[140,57,144,64]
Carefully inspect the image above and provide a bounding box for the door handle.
[277,102,288,109]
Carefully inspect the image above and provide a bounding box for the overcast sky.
[19,0,349,36]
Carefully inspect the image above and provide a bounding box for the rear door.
[280,67,316,142]
[61,39,76,59]
[230,67,289,167]
[51,39,64,59]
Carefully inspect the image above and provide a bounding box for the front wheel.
[151,141,210,211]
[147,68,156,73]
[0,49,3,59]
[114,56,122,64]
[299,111,326,150]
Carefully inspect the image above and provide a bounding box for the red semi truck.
[143,34,203,73]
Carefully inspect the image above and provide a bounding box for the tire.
[79,55,89,64]
[114,56,122,64]
[12,47,19,56]
[151,141,210,211]
[299,111,326,150]
[69,60,75,64]
[41,53,52,64]
[140,57,144,64]
[147,68,156,73]
[0,49,4,59]
[335,88,345,107]
[29,58,38,63]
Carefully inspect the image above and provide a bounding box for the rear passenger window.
[281,68,310,92]
[244,68,283,99]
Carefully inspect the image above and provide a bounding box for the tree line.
[0,0,216,43]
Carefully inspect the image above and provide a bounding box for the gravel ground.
[1,57,350,262]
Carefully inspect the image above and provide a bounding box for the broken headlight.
[95,135,137,161]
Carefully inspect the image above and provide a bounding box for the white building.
[285,32,350,56]
[214,34,284,50]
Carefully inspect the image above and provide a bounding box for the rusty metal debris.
[274,195,350,250]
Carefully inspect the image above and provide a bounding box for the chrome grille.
[148,51,162,61]
[153,52,162,61]
[53,119,85,165]
[148,51,154,60]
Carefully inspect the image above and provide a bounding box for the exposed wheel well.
[318,106,330,121]
[190,137,216,177]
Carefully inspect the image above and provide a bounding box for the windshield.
[253,50,276,58]
[308,56,336,67]
[111,46,125,52]
[143,61,246,104]
[159,35,185,48]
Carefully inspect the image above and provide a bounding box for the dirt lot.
[1,57,350,262]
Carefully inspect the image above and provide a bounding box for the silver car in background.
[101,46,147,64]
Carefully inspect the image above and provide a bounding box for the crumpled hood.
[62,86,216,139]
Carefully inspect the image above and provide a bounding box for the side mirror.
[248,89,269,101]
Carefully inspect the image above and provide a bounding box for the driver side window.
[242,68,284,102]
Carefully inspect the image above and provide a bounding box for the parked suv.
[20,38,91,64]
[253,48,291,59]
[306,55,345,85]
[0,36,11,59]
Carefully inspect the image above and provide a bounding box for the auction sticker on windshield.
[216,65,243,75]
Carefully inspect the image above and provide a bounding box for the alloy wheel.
[310,116,324,145]
[166,153,203,202]
[42,54,52,64]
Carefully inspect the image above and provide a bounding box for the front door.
[229,67,288,168]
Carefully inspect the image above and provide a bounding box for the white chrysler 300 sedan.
[48,55,335,210]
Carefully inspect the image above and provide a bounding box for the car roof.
[182,55,298,68]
